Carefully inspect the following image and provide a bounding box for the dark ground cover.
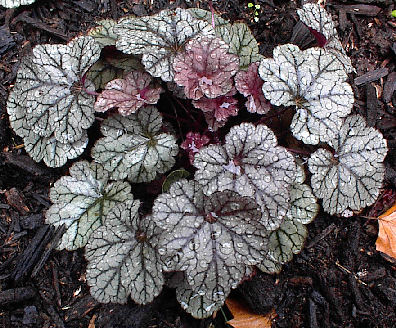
[0,0,395,327]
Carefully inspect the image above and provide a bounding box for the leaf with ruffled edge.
[187,9,262,69]
[194,123,296,230]
[8,36,100,144]
[235,62,271,114]
[45,161,133,250]
[173,36,239,100]
[85,200,164,304]
[95,71,163,116]
[297,3,354,73]
[259,44,354,145]
[153,180,268,318]
[192,88,239,122]
[308,115,388,216]
[114,8,215,82]
[92,106,178,183]
[7,74,88,167]
[258,161,319,274]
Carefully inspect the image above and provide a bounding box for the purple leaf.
[192,88,238,123]
[173,36,239,100]
[235,62,271,114]
[181,132,210,164]
[94,71,163,116]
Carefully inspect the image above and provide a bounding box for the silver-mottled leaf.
[85,201,164,304]
[297,3,354,73]
[45,161,133,250]
[153,180,268,295]
[88,19,118,47]
[92,106,178,183]
[0,0,35,8]
[256,255,282,274]
[9,36,101,144]
[267,215,307,264]
[194,123,296,229]
[114,8,215,82]
[308,115,388,215]
[24,130,88,168]
[221,23,262,69]
[289,183,319,225]
[259,44,354,145]
[187,8,231,37]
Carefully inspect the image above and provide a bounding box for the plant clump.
[5,4,389,321]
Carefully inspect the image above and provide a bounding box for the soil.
[0,0,395,327]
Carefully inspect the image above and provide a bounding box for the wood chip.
[0,287,36,305]
[354,67,389,86]
[334,4,381,16]
[5,188,29,215]
[366,83,379,127]
[383,72,396,103]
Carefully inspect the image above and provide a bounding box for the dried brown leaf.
[376,203,396,260]
[226,298,276,328]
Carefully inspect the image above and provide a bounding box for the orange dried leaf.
[225,298,276,328]
[376,203,396,260]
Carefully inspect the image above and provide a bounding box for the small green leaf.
[162,169,190,193]
[248,3,254,8]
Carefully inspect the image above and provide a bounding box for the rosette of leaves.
[308,115,388,216]
[92,106,178,183]
[45,161,133,250]
[7,36,101,167]
[173,36,239,100]
[194,122,296,229]
[85,200,164,305]
[152,179,269,318]
[297,3,354,73]
[258,162,319,274]
[0,0,35,8]
[258,44,354,145]
[235,62,271,114]
[187,8,262,69]
[94,70,163,116]
[114,8,215,82]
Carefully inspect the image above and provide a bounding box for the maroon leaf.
[181,132,210,164]
[94,71,163,116]
[235,63,271,114]
[193,88,238,123]
[173,36,239,100]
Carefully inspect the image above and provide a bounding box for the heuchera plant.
[6,5,389,320]
[0,0,35,8]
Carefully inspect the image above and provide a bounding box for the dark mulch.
[0,0,395,327]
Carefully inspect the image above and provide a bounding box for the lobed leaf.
[8,36,101,144]
[92,106,178,183]
[308,115,388,215]
[94,71,162,116]
[259,44,354,145]
[114,8,215,82]
[235,62,270,114]
[194,123,296,229]
[173,36,239,100]
[85,201,164,304]
[153,180,268,311]
[45,161,133,250]
[297,3,354,73]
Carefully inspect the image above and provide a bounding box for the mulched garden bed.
[0,0,395,327]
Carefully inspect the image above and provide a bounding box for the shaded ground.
[0,0,395,327]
